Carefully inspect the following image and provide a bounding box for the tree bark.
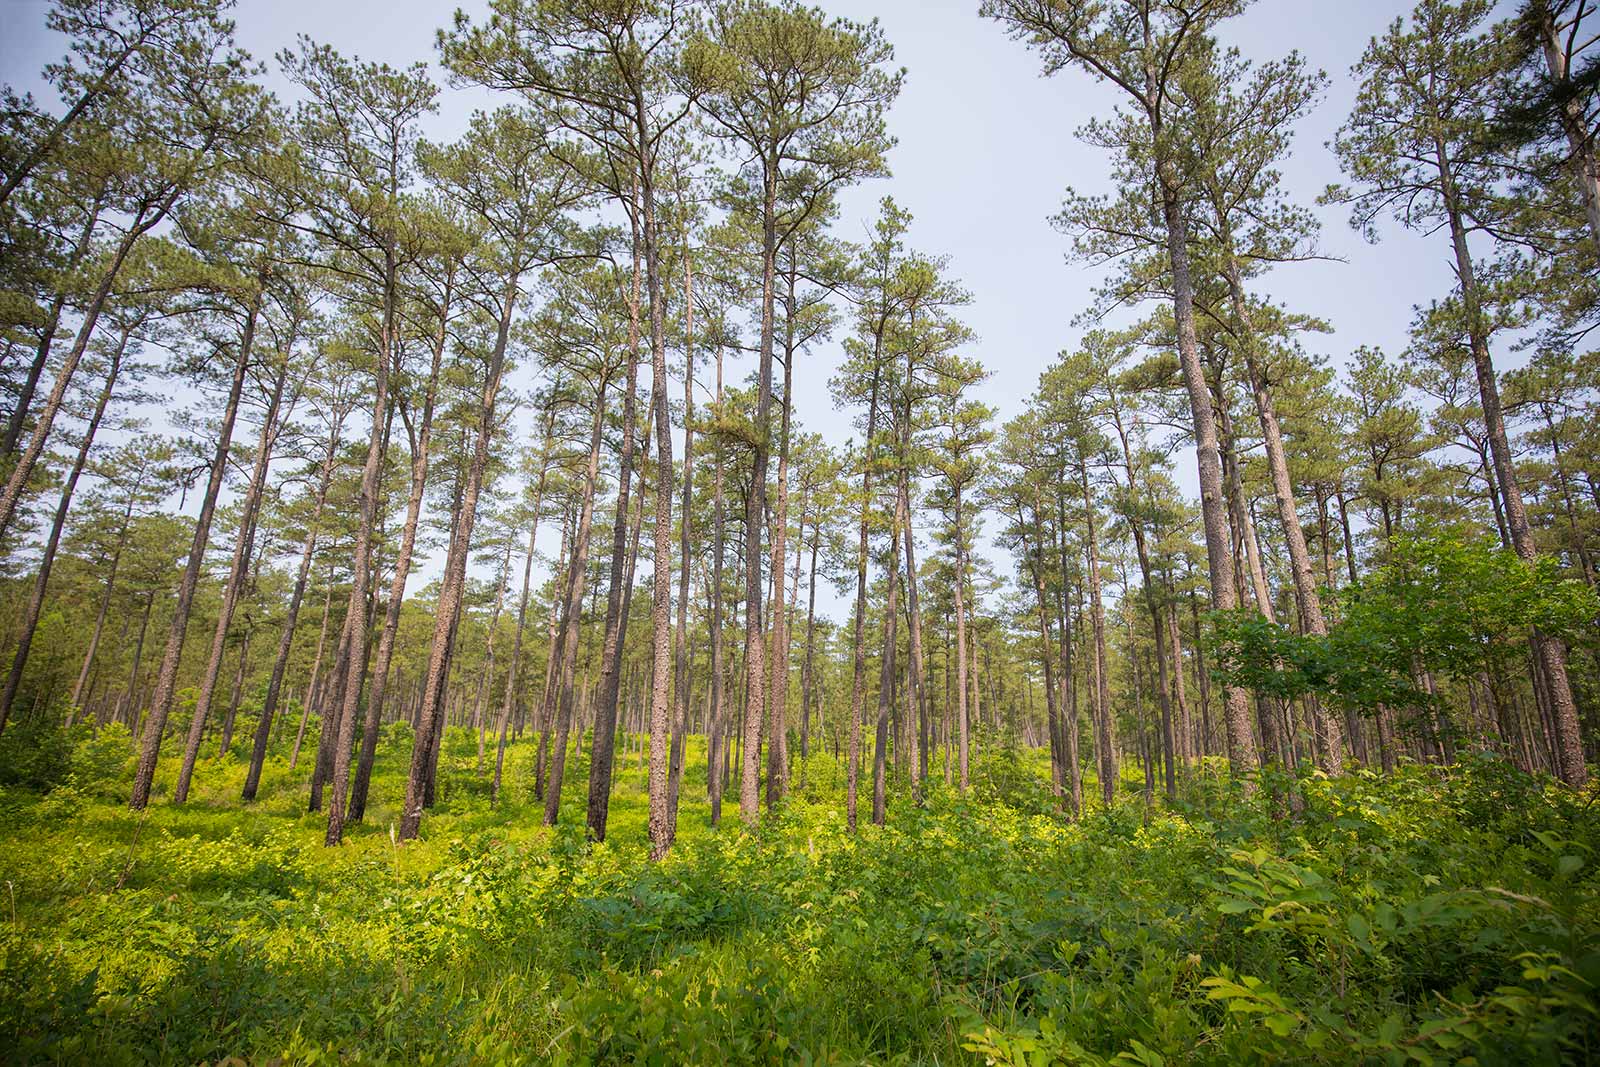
[244,417,340,801]
[349,266,453,821]
[391,271,518,841]
[130,298,257,808]
[0,322,128,732]
[1157,168,1257,785]
[587,226,644,844]
[175,346,293,801]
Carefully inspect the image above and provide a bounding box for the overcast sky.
[0,0,1478,620]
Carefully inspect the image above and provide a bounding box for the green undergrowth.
[0,722,1596,1065]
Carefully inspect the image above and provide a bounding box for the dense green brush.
[0,722,1595,1065]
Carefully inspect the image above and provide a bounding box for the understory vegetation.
[2,725,1596,1065]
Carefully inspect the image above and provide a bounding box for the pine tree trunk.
[71,463,139,710]
[493,443,549,803]
[1157,168,1257,785]
[289,578,334,775]
[0,193,178,544]
[349,273,452,821]
[667,238,696,841]
[847,363,883,832]
[1439,153,1586,786]
[540,378,608,828]
[708,343,728,826]
[0,323,127,732]
[765,293,798,811]
[1219,247,1344,774]
[1081,463,1116,806]
[873,489,904,826]
[244,419,339,801]
[391,272,518,841]
[175,348,292,802]
[587,229,644,843]
[130,298,257,808]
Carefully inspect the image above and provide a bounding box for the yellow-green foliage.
[0,726,1596,1065]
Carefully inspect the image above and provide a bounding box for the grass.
[1,719,1597,1064]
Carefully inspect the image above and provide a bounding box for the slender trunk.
[847,363,883,832]
[72,468,139,709]
[130,297,257,808]
[1439,145,1585,787]
[350,269,453,821]
[175,349,293,801]
[0,193,180,543]
[587,224,644,843]
[0,323,127,731]
[635,114,678,861]
[1081,463,1115,806]
[541,378,609,827]
[900,452,929,804]
[392,270,519,841]
[1219,244,1343,773]
[873,496,902,826]
[494,443,550,803]
[708,343,728,826]
[290,578,334,774]
[766,285,797,811]
[800,514,820,775]
[668,236,696,840]
[954,484,970,792]
[244,420,340,801]
[218,627,253,757]
[738,172,780,828]
[1157,162,1256,784]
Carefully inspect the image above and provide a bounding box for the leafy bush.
[0,736,1595,1065]
[0,716,73,791]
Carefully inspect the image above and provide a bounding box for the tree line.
[1,0,1597,857]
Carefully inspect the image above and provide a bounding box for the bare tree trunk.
[217,626,253,757]
[847,365,883,832]
[765,305,798,811]
[954,485,970,792]
[0,322,128,731]
[244,417,340,801]
[349,274,451,821]
[1439,153,1586,787]
[587,230,644,843]
[1158,168,1257,785]
[175,347,294,801]
[738,172,781,828]
[541,379,609,827]
[667,237,696,841]
[289,577,334,774]
[390,271,518,842]
[71,459,141,710]
[1220,247,1344,774]
[900,464,929,805]
[1022,518,1063,798]
[535,510,572,801]
[707,343,728,826]
[1080,464,1116,807]
[130,298,257,808]
[473,541,513,770]
[493,438,550,803]
[873,486,904,826]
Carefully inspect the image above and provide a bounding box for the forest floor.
[1,723,1598,1065]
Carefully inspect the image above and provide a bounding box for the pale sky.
[0,0,1473,621]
